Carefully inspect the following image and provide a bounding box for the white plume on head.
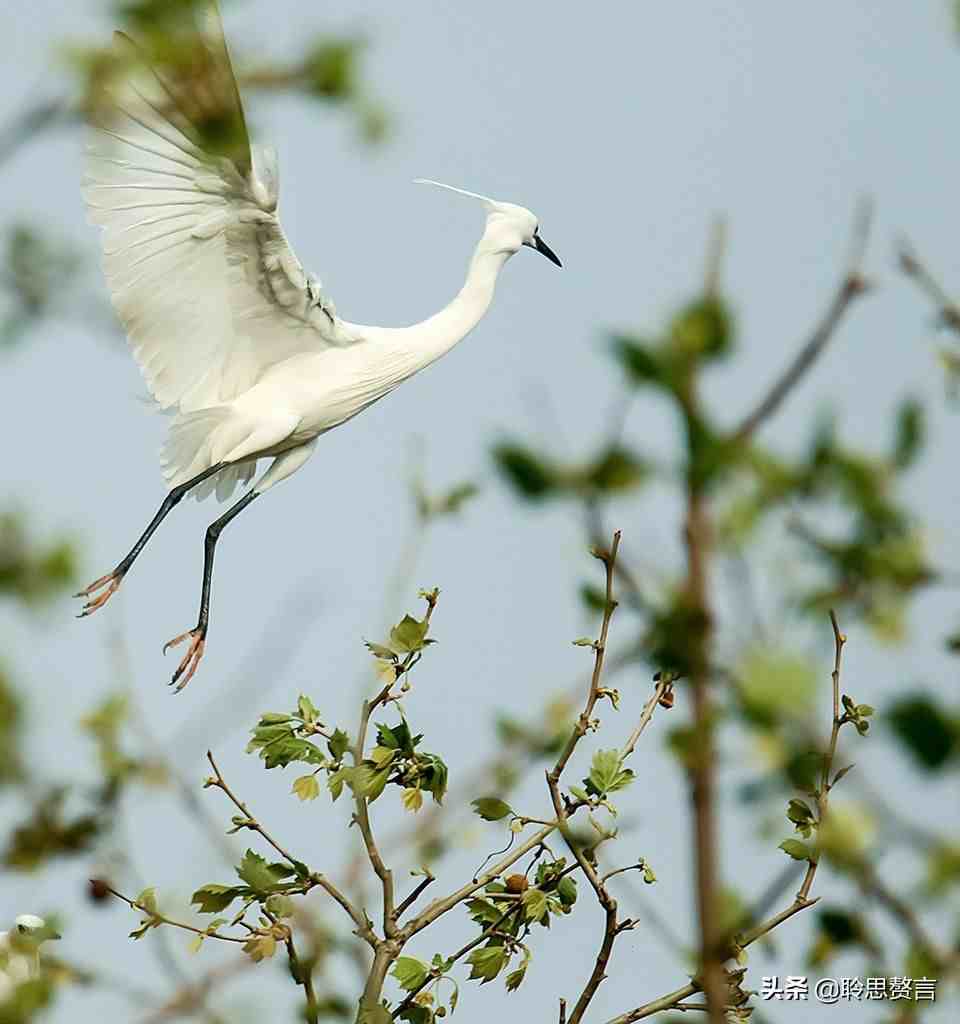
[413,178,498,211]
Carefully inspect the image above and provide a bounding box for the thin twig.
[732,198,873,442]
[102,885,248,944]
[204,751,375,946]
[543,532,658,1024]
[797,610,845,900]
[282,922,319,1024]
[353,593,440,1006]
[858,862,949,969]
[548,530,622,783]
[703,215,727,299]
[394,871,436,920]
[897,236,960,335]
[621,678,672,759]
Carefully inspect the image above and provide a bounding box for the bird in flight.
[75,1,562,690]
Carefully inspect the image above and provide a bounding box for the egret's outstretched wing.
[83,1,357,413]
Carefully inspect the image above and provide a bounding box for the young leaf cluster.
[351,720,448,808]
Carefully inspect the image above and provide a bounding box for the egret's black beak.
[527,233,562,268]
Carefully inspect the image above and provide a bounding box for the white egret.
[74,1,562,689]
[0,914,60,1001]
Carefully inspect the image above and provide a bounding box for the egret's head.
[414,179,562,267]
[12,914,60,948]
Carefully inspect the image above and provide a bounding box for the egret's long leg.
[164,489,260,691]
[75,462,228,617]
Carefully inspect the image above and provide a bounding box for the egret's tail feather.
[160,408,257,502]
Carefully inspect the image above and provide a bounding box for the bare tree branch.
[732,198,873,442]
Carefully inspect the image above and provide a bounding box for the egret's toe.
[74,573,122,617]
[164,628,206,692]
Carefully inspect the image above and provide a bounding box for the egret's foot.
[74,572,123,617]
[163,627,206,693]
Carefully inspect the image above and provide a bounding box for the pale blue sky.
[2,1,958,1020]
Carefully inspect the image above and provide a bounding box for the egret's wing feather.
[83,3,355,413]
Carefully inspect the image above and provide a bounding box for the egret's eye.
[17,924,25,933]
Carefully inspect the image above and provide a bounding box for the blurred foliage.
[3,788,102,872]
[67,0,388,147]
[0,225,82,347]
[886,693,960,771]
[0,673,24,788]
[0,510,76,605]
[492,443,647,503]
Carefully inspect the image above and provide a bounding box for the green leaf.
[505,964,528,992]
[327,728,350,761]
[377,721,417,753]
[778,839,813,861]
[248,731,327,770]
[371,745,398,768]
[669,296,734,361]
[887,694,959,771]
[572,637,596,648]
[236,850,294,893]
[786,799,815,824]
[582,445,647,495]
[257,712,294,725]
[297,694,320,724]
[642,861,657,885]
[328,766,350,801]
[365,642,398,661]
[292,774,320,802]
[402,787,424,813]
[396,1008,431,1024]
[265,894,295,918]
[492,442,557,501]
[471,797,513,822]
[191,884,244,914]
[390,614,429,653]
[610,335,667,389]
[466,945,508,984]
[354,763,392,802]
[137,887,158,915]
[391,956,430,992]
[892,398,925,470]
[586,749,635,796]
[737,647,818,723]
[243,932,279,961]
[556,876,578,906]
[419,752,449,805]
[466,898,503,925]
[521,888,548,923]
[818,907,862,944]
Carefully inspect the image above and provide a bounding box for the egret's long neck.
[391,229,510,375]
